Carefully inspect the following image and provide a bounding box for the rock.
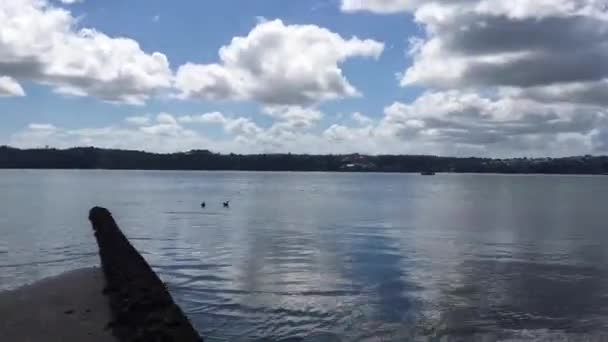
[89,207,203,342]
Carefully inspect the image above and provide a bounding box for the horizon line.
[1,145,605,160]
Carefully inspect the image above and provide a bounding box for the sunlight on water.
[2,170,608,341]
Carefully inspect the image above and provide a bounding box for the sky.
[2,0,608,157]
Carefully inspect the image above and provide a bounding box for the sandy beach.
[0,267,117,342]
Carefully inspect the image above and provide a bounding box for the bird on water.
[223,201,230,208]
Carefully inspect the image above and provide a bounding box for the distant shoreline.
[0,168,607,177]
[2,146,608,175]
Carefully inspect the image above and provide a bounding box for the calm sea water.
[2,170,608,341]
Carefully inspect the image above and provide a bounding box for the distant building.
[340,154,376,171]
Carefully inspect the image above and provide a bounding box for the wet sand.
[0,267,117,342]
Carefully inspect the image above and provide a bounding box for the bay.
[1,170,608,341]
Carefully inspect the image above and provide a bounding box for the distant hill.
[1,146,608,174]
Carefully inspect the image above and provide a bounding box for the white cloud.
[0,76,25,97]
[174,19,384,105]
[514,80,608,107]
[10,107,326,154]
[340,0,414,13]
[399,1,608,96]
[12,114,218,153]
[341,0,607,16]
[10,92,606,156]
[58,0,82,4]
[174,112,263,138]
[224,117,263,137]
[7,0,608,157]
[336,0,608,156]
[474,0,608,20]
[324,123,374,142]
[0,0,172,105]
[136,113,186,136]
[341,0,608,112]
[13,123,61,147]
[125,115,151,126]
[28,123,57,131]
[178,112,263,139]
[177,108,321,145]
[380,91,603,155]
[262,106,323,129]
[352,112,373,125]
[155,112,178,125]
[177,112,227,125]
[310,90,603,156]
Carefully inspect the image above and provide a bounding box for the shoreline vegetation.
[2,146,608,174]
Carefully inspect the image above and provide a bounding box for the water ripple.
[3,171,608,340]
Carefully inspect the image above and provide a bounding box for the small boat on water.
[420,171,436,176]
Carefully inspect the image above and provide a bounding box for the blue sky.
[2,0,608,156]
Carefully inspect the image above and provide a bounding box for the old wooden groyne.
[89,207,203,342]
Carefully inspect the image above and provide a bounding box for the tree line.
[1,146,608,174]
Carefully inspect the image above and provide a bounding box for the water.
[2,170,608,341]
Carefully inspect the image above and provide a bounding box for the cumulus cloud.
[57,0,82,4]
[16,114,238,153]
[0,0,172,105]
[515,81,608,107]
[173,112,262,138]
[341,0,606,16]
[342,1,608,109]
[324,123,375,143]
[174,19,384,105]
[321,91,605,156]
[10,106,329,154]
[8,0,608,157]
[0,76,25,97]
[177,107,322,143]
[28,123,58,131]
[224,117,264,137]
[399,0,608,99]
[352,112,373,125]
[125,115,151,126]
[341,0,414,13]
[380,92,601,145]
[12,114,216,152]
[177,112,227,125]
[262,106,323,129]
[336,0,608,155]
[10,94,606,156]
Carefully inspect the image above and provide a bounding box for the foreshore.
[1,206,202,342]
[0,267,116,342]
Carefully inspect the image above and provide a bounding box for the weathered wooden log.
[89,207,203,342]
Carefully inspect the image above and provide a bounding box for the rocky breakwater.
[89,207,203,342]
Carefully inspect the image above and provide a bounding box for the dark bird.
[223,201,230,208]
[201,202,206,208]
